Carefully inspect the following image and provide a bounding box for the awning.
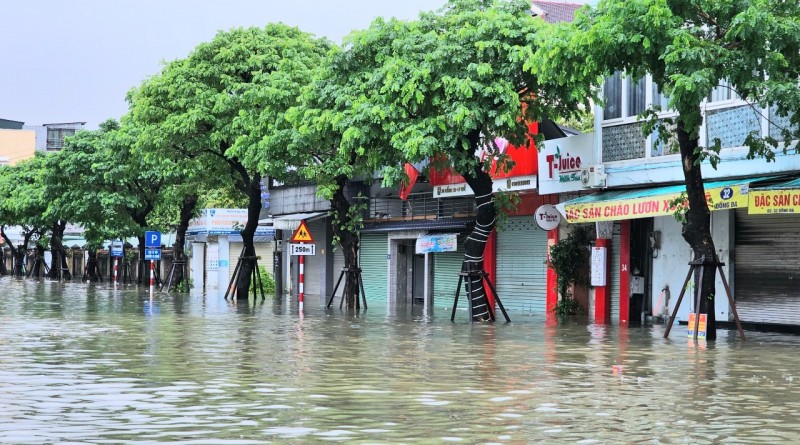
[362,217,473,233]
[270,211,328,230]
[748,177,800,215]
[557,177,770,223]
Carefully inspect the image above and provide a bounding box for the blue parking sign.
[145,231,161,248]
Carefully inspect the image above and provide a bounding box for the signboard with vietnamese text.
[539,133,596,195]
[562,184,749,223]
[747,189,800,215]
[187,209,273,236]
[416,233,458,254]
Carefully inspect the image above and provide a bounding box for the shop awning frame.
[269,211,329,230]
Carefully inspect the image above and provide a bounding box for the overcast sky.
[1,0,590,129]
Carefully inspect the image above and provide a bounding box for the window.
[46,128,76,150]
[708,80,737,103]
[603,72,646,120]
[603,72,622,120]
[628,78,646,116]
[652,83,670,112]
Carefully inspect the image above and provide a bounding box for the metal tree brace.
[326,267,368,310]
[451,262,510,322]
[224,246,266,301]
[663,256,746,341]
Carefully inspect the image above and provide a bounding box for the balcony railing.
[363,192,475,222]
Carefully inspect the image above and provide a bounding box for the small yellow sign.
[290,220,314,243]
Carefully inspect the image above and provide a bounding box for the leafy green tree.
[307,0,569,319]
[130,24,330,299]
[0,159,49,276]
[534,0,800,338]
[53,119,174,282]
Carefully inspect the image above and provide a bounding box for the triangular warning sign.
[290,220,315,242]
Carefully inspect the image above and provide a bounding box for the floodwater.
[2,280,800,444]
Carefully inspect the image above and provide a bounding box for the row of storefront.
[191,131,800,329]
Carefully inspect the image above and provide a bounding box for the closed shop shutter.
[734,210,800,325]
[433,241,465,304]
[228,241,274,284]
[609,224,621,324]
[360,233,388,304]
[495,215,549,313]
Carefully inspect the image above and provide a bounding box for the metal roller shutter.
[609,224,621,324]
[433,242,466,305]
[229,241,274,283]
[495,215,549,313]
[360,233,388,304]
[734,210,800,325]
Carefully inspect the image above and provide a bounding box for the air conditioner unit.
[580,164,607,188]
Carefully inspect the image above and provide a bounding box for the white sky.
[1,0,591,129]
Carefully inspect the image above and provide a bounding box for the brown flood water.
[1,278,799,444]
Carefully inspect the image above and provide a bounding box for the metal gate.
[360,233,388,304]
[495,215,549,313]
[734,210,800,325]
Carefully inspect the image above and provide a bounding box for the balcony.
[364,192,476,223]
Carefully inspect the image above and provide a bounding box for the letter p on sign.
[145,231,161,248]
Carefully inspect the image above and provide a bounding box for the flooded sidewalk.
[1,278,799,443]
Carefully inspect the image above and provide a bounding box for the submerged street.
[1,279,799,443]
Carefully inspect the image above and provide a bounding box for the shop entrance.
[629,218,655,325]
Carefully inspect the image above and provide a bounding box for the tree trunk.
[171,194,198,290]
[30,244,47,278]
[330,175,360,309]
[137,235,146,285]
[2,227,25,277]
[0,248,6,276]
[47,220,69,280]
[85,247,101,282]
[677,113,718,340]
[462,160,496,322]
[235,174,263,300]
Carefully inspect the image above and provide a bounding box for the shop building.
[550,73,800,328]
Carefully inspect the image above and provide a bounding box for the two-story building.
[547,74,800,328]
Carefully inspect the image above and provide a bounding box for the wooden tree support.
[26,256,51,279]
[451,263,510,323]
[160,260,186,291]
[224,247,265,301]
[325,267,368,310]
[82,258,102,282]
[664,256,746,341]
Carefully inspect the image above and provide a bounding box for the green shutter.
[433,242,465,305]
[360,233,388,303]
[495,215,549,313]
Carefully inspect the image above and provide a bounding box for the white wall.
[651,216,692,322]
[651,211,733,324]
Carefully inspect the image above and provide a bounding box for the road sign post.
[145,232,161,297]
[290,221,315,311]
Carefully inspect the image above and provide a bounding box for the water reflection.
[1,277,800,443]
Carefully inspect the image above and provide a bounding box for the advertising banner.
[416,233,458,254]
[748,189,800,215]
[562,183,749,223]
